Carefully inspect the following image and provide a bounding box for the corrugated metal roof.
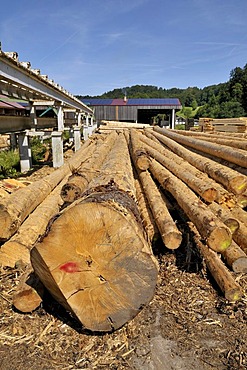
[82,99,113,106]
[127,98,181,106]
[81,98,181,107]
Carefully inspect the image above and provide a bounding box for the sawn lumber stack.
[1,127,247,332]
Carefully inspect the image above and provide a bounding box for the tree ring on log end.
[207,226,232,252]
[31,200,158,332]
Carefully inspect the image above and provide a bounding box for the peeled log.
[231,220,247,255]
[134,178,159,243]
[235,192,247,208]
[0,140,96,241]
[31,133,158,332]
[172,129,247,150]
[0,176,69,268]
[222,241,247,273]
[151,129,247,194]
[190,223,242,301]
[137,170,182,249]
[61,131,118,203]
[208,202,240,234]
[153,127,247,168]
[129,129,150,170]
[149,159,232,252]
[139,133,218,203]
[230,206,247,225]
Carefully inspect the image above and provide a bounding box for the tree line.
[78,63,247,119]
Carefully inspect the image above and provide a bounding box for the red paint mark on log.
[59,262,80,273]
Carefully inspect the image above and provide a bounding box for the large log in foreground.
[31,133,158,332]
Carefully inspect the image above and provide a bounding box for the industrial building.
[81,97,182,128]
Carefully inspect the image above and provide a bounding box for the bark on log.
[190,223,242,301]
[235,192,247,208]
[61,131,118,203]
[134,178,159,243]
[139,133,218,203]
[0,140,96,241]
[175,129,247,140]
[31,133,159,332]
[222,241,247,273]
[172,129,247,150]
[231,219,247,254]
[101,120,151,128]
[186,146,247,178]
[207,201,247,253]
[154,127,247,168]
[149,159,232,252]
[151,129,247,194]
[208,202,240,234]
[138,170,182,249]
[144,129,161,144]
[0,176,69,268]
[129,129,150,170]
[229,205,247,225]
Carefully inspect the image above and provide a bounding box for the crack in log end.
[107,316,115,331]
[98,275,106,282]
[86,256,93,267]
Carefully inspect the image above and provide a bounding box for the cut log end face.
[202,188,218,203]
[229,176,247,195]
[225,287,243,302]
[61,183,82,203]
[13,288,43,313]
[31,201,158,332]
[207,226,232,252]
[232,257,247,273]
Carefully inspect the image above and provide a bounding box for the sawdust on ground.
[0,162,247,370]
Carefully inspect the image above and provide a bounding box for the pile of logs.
[0,127,247,332]
[98,120,152,134]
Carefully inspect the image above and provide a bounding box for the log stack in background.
[199,117,247,133]
[0,126,247,331]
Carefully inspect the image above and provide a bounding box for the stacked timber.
[212,117,247,133]
[98,120,152,133]
[1,127,247,331]
[199,117,213,132]
[199,117,247,133]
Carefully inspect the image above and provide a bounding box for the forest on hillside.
[78,64,247,119]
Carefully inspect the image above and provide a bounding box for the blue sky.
[1,0,247,96]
